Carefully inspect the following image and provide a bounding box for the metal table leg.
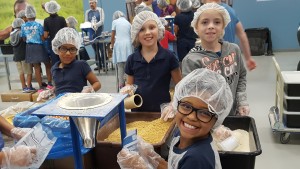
[4,57,11,90]
[70,118,83,169]
[118,101,126,146]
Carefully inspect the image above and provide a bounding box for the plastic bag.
[120,84,138,96]
[117,137,163,169]
[212,125,232,142]
[160,103,175,121]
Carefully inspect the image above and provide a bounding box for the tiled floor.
[1,52,300,169]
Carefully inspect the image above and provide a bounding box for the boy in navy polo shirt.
[124,11,182,112]
[118,68,233,169]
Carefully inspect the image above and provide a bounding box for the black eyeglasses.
[58,46,78,54]
[177,101,216,123]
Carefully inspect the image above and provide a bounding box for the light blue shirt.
[111,17,133,64]
[221,3,240,43]
[21,21,44,44]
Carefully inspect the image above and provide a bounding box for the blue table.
[32,93,127,169]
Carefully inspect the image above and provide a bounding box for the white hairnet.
[45,1,61,14]
[113,11,125,20]
[135,4,152,15]
[159,17,168,26]
[157,0,168,8]
[131,11,165,45]
[89,0,97,3]
[51,27,81,55]
[66,16,78,29]
[172,68,233,128]
[191,3,231,36]
[25,5,36,18]
[16,10,26,18]
[191,0,201,9]
[12,18,25,28]
[176,0,193,12]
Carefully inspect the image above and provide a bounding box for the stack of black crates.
[281,71,300,128]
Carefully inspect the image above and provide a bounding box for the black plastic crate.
[220,116,262,169]
[245,28,269,56]
[283,95,300,112]
[0,44,13,54]
[283,111,300,128]
[284,83,300,97]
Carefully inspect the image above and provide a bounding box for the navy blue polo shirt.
[174,11,198,40]
[51,60,92,96]
[125,44,179,112]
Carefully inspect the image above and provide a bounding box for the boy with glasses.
[118,68,233,169]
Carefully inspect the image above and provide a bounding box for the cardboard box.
[94,112,175,169]
[40,150,95,169]
[1,89,32,102]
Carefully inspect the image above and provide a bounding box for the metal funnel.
[72,117,99,148]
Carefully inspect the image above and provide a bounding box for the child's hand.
[10,127,31,140]
[81,86,95,93]
[119,85,137,96]
[238,106,250,116]
[160,103,175,121]
[117,149,148,169]
[1,145,36,168]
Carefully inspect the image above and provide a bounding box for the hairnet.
[157,0,168,8]
[135,4,152,14]
[113,11,125,20]
[131,11,165,45]
[66,16,78,29]
[16,10,26,18]
[159,17,168,26]
[45,1,61,14]
[89,0,97,3]
[172,68,233,128]
[191,0,201,9]
[176,0,192,12]
[12,18,25,28]
[52,27,81,55]
[191,3,231,36]
[25,5,36,18]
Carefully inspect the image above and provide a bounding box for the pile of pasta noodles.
[104,118,172,144]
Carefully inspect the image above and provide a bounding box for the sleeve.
[166,31,176,41]
[95,8,105,28]
[81,61,92,77]
[44,18,49,32]
[111,20,116,31]
[235,46,248,107]
[168,52,179,71]
[174,15,179,25]
[125,54,134,75]
[84,10,89,22]
[181,54,203,77]
[20,25,25,38]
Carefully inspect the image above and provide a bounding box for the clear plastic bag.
[120,84,138,96]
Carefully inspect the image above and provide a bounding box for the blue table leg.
[70,118,83,169]
[118,101,127,147]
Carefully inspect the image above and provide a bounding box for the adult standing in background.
[43,0,67,66]
[85,0,105,71]
[205,0,256,71]
[174,0,198,62]
[0,0,27,40]
[110,11,133,90]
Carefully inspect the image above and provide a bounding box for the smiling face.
[175,97,217,148]
[137,20,159,48]
[58,44,77,66]
[196,9,225,44]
